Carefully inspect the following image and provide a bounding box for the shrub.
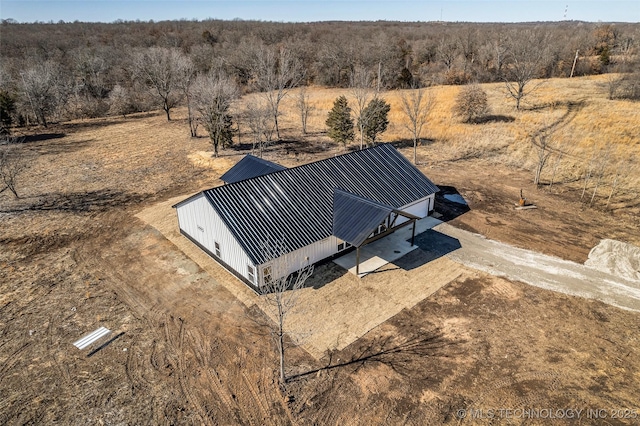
[453,84,489,123]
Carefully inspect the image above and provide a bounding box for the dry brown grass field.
[277,75,640,217]
[1,75,639,425]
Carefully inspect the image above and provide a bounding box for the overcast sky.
[1,0,638,23]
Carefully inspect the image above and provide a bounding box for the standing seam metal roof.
[202,143,439,265]
[219,154,287,184]
[333,189,394,247]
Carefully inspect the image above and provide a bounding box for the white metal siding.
[397,195,433,225]
[176,195,256,284]
[177,192,436,288]
[403,198,428,217]
[258,236,340,286]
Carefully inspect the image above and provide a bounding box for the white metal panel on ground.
[176,195,255,284]
[74,326,111,350]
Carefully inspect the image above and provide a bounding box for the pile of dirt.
[585,239,640,282]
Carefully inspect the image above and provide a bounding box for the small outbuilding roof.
[219,154,287,184]
[197,144,438,265]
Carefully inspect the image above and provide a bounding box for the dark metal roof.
[200,143,439,265]
[333,189,394,247]
[219,154,287,184]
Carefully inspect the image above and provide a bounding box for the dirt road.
[415,221,640,312]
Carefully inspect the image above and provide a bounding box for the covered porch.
[333,215,441,277]
[331,189,438,277]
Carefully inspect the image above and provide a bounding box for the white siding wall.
[258,236,340,286]
[176,195,256,285]
[397,194,434,225]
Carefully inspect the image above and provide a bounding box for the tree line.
[0,19,638,133]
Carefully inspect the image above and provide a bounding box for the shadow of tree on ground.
[0,189,150,213]
[288,328,456,381]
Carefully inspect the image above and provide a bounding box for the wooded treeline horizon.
[0,19,638,129]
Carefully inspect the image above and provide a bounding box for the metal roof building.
[174,144,439,290]
[219,155,286,184]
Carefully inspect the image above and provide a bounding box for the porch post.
[411,219,416,246]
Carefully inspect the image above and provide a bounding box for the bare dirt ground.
[1,106,640,425]
[137,199,468,359]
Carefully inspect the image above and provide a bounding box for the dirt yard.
[1,101,640,425]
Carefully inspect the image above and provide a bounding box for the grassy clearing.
[271,75,639,215]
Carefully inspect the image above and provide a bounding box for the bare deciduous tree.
[20,61,64,127]
[458,28,478,76]
[107,84,133,118]
[437,38,459,72]
[478,29,507,79]
[605,72,626,100]
[250,45,304,139]
[400,86,433,164]
[191,71,239,157]
[588,145,612,206]
[133,47,191,121]
[244,100,275,158]
[502,29,550,110]
[258,239,314,385]
[350,65,375,150]
[296,87,313,135]
[176,57,198,137]
[529,121,556,186]
[581,147,600,201]
[0,137,28,198]
[548,137,572,189]
[605,157,636,209]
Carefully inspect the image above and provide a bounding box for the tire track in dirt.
[71,222,295,425]
[188,329,240,421]
[238,348,271,422]
[172,316,210,425]
[45,315,72,386]
[0,341,31,383]
[294,372,346,426]
[125,343,153,397]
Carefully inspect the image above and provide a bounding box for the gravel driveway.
[416,222,640,312]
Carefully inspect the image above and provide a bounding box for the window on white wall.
[338,242,352,251]
[214,242,221,257]
[263,266,273,284]
[247,265,255,283]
